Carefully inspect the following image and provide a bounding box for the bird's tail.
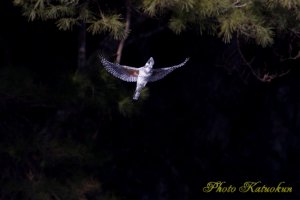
[133,90,140,100]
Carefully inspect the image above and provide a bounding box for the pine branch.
[87,14,126,40]
[266,0,300,9]
[218,9,247,43]
[33,0,45,10]
[169,17,186,34]
[45,5,76,19]
[253,25,274,47]
[142,0,175,16]
[56,18,78,30]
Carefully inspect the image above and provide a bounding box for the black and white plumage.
[100,56,189,100]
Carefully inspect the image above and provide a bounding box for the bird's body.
[100,56,189,100]
[132,58,154,100]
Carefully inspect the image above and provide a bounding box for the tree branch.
[237,36,290,82]
[115,0,131,64]
[233,0,249,8]
[236,36,261,80]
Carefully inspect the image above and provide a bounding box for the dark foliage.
[1,1,300,200]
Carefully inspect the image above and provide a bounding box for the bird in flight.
[100,56,189,100]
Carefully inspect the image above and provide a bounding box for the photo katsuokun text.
[203,181,293,193]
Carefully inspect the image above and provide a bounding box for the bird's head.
[145,57,154,68]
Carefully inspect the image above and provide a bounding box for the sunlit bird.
[100,56,189,100]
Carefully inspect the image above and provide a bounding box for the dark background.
[1,1,300,200]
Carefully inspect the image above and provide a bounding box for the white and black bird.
[100,56,189,100]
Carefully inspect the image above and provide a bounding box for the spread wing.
[100,56,139,82]
[149,58,189,82]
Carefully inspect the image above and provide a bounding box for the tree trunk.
[78,21,86,70]
[115,0,131,64]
